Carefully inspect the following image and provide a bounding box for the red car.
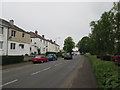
[32,56,48,64]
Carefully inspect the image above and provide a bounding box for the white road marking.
[31,67,51,75]
[54,63,63,66]
[35,64,40,65]
[0,79,18,87]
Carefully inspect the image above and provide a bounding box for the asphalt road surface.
[2,55,96,88]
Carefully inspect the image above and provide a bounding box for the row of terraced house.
[0,18,60,56]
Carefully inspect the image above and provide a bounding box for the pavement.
[2,55,97,88]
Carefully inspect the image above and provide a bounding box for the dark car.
[45,54,57,61]
[64,53,72,59]
[32,56,48,64]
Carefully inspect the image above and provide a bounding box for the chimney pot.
[42,35,45,38]
[9,20,14,25]
[35,31,38,34]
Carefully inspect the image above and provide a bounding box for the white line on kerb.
[55,63,63,66]
[0,79,18,87]
[31,67,51,75]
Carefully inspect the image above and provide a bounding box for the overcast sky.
[1,2,113,49]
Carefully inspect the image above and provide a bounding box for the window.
[19,44,24,49]
[31,39,32,42]
[11,30,16,37]
[22,33,25,37]
[10,43,16,49]
[0,41,3,49]
[0,27,3,34]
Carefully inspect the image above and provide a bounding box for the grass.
[85,54,120,88]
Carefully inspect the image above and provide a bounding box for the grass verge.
[85,54,120,88]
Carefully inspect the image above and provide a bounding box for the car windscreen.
[35,56,41,58]
[47,54,53,56]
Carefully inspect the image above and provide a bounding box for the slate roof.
[0,18,27,33]
[29,32,43,39]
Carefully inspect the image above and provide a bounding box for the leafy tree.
[77,36,90,54]
[63,37,75,53]
[77,2,120,55]
[111,2,120,54]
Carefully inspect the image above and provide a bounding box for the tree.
[77,36,90,54]
[77,2,120,55]
[63,37,75,53]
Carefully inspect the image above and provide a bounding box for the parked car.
[62,53,65,58]
[114,55,120,66]
[45,54,57,61]
[111,56,116,62]
[64,53,72,59]
[32,56,48,64]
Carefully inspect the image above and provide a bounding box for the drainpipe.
[6,27,9,56]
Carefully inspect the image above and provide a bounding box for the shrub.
[56,52,62,57]
[85,54,120,88]
[46,52,56,56]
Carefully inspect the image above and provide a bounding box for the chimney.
[35,30,38,34]
[42,35,45,38]
[9,20,14,25]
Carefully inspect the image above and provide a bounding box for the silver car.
[64,53,72,59]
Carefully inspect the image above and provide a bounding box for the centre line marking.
[0,79,18,87]
[31,67,51,75]
[55,63,63,66]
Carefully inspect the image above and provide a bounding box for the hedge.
[46,52,56,56]
[85,54,120,88]
[1,55,24,65]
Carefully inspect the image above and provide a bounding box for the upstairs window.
[0,27,4,34]
[0,41,3,49]
[22,33,25,37]
[11,30,16,37]
[10,43,16,49]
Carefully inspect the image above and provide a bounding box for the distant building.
[29,31,46,55]
[0,19,31,55]
[29,31,60,55]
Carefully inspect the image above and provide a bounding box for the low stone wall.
[24,55,35,62]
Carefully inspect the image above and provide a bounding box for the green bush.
[1,55,24,65]
[56,52,62,57]
[85,54,120,88]
[46,52,56,56]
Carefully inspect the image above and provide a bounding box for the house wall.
[8,28,30,44]
[8,41,30,55]
[30,38,39,55]
[0,26,8,55]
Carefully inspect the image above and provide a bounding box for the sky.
[1,1,114,49]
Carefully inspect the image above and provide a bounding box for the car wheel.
[41,61,44,63]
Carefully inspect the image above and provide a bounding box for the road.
[2,55,94,88]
